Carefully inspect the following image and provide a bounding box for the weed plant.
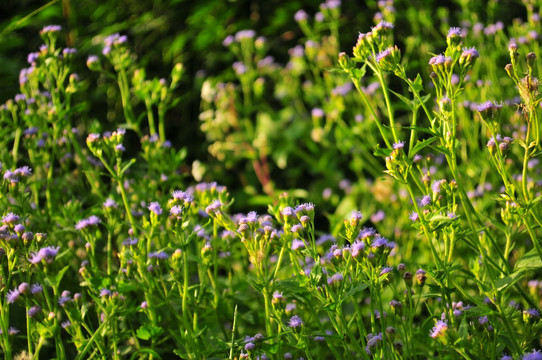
[0,0,541,359]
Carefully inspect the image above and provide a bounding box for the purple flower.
[420,195,431,207]
[172,190,193,203]
[294,10,308,22]
[430,320,448,338]
[327,273,343,285]
[170,205,183,217]
[380,266,393,276]
[311,108,324,118]
[524,308,540,318]
[2,213,20,225]
[100,288,112,297]
[148,251,169,260]
[522,349,542,360]
[103,198,117,208]
[409,212,419,222]
[291,239,305,250]
[31,283,43,294]
[61,320,71,329]
[281,207,295,217]
[6,289,20,304]
[28,305,42,318]
[75,215,101,230]
[289,315,303,328]
[447,27,463,39]
[148,202,163,216]
[235,30,256,42]
[351,240,365,257]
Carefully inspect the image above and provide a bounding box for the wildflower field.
[1,0,542,359]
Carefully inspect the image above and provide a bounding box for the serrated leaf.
[136,325,163,340]
[373,144,393,157]
[514,248,542,271]
[411,73,424,93]
[275,278,305,294]
[410,137,437,156]
[343,283,369,301]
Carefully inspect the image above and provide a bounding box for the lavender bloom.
[148,251,169,260]
[75,215,101,230]
[148,202,163,216]
[393,140,405,149]
[430,320,448,338]
[409,212,419,222]
[524,308,540,318]
[420,195,431,207]
[28,305,42,318]
[100,288,112,297]
[41,25,62,33]
[447,27,463,39]
[291,239,305,250]
[327,273,343,285]
[290,224,303,233]
[31,283,43,294]
[351,240,365,257]
[8,327,19,335]
[311,108,324,118]
[235,30,256,42]
[61,320,71,329]
[172,190,194,203]
[103,198,117,208]
[289,315,303,328]
[294,10,308,22]
[2,213,20,225]
[380,266,393,276]
[170,205,183,217]
[522,349,542,360]
[6,289,20,304]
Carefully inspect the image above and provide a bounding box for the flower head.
[289,315,303,328]
[430,320,448,338]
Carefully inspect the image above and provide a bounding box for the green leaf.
[495,271,524,292]
[411,73,424,93]
[410,137,437,157]
[343,283,369,301]
[275,278,305,294]
[514,248,542,271]
[373,144,393,157]
[136,325,163,340]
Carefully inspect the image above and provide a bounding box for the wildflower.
[294,10,308,22]
[41,25,62,34]
[6,289,20,304]
[460,47,479,67]
[172,190,193,203]
[416,269,427,286]
[61,320,71,329]
[235,30,256,42]
[290,224,303,233]
[99,288,112,297]
[430,320,448,338]
[327,273,344,285]
[205,200,222,215]
[393,140,405,150]
[75,215,101,230]
[367,332,383,348]
[522,349,542,360]
[28,305,42,318]
[351,240,365,257]
[420,195,431,207]
[147,202,163,216]
[291,239,305,250]
[148,251,169,260]
[372,20,394,36]
[289,315,303,328]
[2,213,20,225]
[409,212,419,222]
[447,27,464,44]
[8,327,19,335]
[31,283,43,294]
[380,266,393,276]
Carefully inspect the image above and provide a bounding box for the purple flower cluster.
[29,246,60,264]
[75,215,101,230]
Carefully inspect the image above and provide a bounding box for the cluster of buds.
[352,21,394,61]
[486,134,513,156]
[375,45,401,72]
